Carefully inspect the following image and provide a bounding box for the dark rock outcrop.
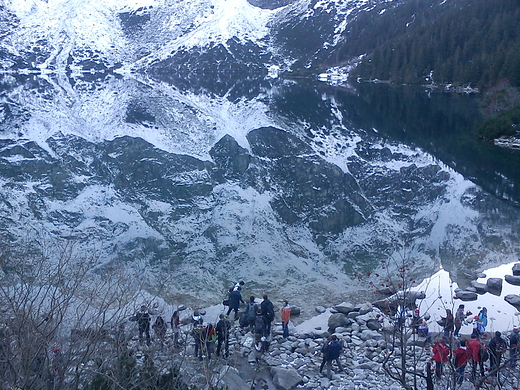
[271,367,303,390]
[504,294,520,311]
[505,274,520,286]
[328,313,349,332]
[471,280,488,294]
[486,278,503,295]
[455,290,478,301]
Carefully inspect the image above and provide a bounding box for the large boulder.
[505,274,520,286]
[470,281,488,294]
[513,263,520,276]
[366,319,382,330]
[504,294,520,311]
[290,306,301,316]
[332,302,356,314]
[271,367,303,390]
[486,278,503,295]
[213,366,249,390]
[373,290,426,315]
[358,303,373,315]
[455,290,478,301]
[328,313,349,332]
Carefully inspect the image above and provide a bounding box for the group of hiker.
[128,281,345,379]
[422,305,520,384]
[129,305,181,347]
[222,282,279,363]
[438,305,488,340]
[129,282,292,361]
[432,328,519,384]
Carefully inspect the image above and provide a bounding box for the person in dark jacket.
[170,311,181,347]
[216,314,231,358]
[254,310,267,338]
[192,318,206,361]
[509,327,519,368]
[319,335,344,379]
[152,316,167,343]
[454,304,465,337]
[260,294,275,337]
[136,305,151,345]
[488,331,507,377]
[226,288,244,320]
[442,309,454,339]
[245,296,258,330]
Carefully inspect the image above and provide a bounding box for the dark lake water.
[3,73,518,210]
[288,81,520,207]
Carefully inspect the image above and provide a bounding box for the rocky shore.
[150,296,519,390]
[157,302,428,390]
[128,261,520,390]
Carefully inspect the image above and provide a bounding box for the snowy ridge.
[2,0,143,69]
[131,0,277,70]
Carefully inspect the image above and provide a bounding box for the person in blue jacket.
[226,287,244,320]
[478,307,488,334]
[319,335,344,379]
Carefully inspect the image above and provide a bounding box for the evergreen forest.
[334,0,520,89]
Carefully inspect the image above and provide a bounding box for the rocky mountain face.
[1,0,520,313]
[2,96,520,309]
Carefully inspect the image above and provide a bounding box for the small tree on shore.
[367,248,442,390]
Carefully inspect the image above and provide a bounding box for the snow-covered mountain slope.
[2,73,520,312]
[1,0,519,314]
[0,0,380,76]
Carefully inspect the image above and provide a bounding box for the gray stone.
[455,290,478,301]
[356,312,377,322]
[328,313,349,331]
[290,306,301,316]
[477,273,487,279]
[215,366,249,390]
[358,303,373,315]
[504,294,520,311]
[271,367,303,390]
[357,361,378,370]
[366,319,382,330]
[505,274,520,286]
[513,263,520,276]
[487,278,503,295]
[332,302,356,314]
[470,280,488,294]
[315,305,326,314]
[360,329,382,341]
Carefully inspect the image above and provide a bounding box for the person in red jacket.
[281,300,291,338]
[454,340,470,385]
[467,333,485,381]
[432,338,450,380]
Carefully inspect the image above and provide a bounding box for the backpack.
[262,301,275,322]
[239,313,249,328]
[254,315,266,335]
[247,302,257,321]
[206,326,217,343]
